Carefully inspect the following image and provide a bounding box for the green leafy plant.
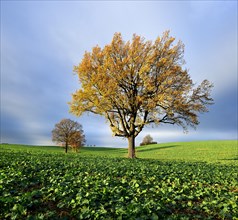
[0,144,237,219]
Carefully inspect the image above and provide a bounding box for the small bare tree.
[52,119,85,153]
[70,131,86,152]
[140,134,157,146]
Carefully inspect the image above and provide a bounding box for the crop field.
[0,140,237,219]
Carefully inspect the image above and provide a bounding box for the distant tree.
[140,134,157,146]
[70,31,213,158]
[70,131,86,152]
[52,119,85,153]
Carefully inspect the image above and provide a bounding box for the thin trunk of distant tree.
[65,141,68,153]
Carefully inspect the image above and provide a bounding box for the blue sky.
[1,1,237,147]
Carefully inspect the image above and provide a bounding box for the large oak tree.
[70,31,213,158]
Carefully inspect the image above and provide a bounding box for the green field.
[1,140,237,163]
[0,140,237,219]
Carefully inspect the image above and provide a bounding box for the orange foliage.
[69,31,213,157]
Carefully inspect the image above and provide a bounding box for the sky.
[1,1,237,147]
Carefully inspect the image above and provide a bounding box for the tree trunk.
[128,135,136,158]
[65,142,68,153]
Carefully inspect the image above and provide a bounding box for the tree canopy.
[70,31,213,158]
[52,119,85,153]
[140,134,157,146]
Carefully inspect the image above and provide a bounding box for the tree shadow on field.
[219,157,238,161]
[85,147,126,152]
[137,145,178,152]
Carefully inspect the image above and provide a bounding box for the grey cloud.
[199,86,238,132]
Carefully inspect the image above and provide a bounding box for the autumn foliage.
[70,31,213,158]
